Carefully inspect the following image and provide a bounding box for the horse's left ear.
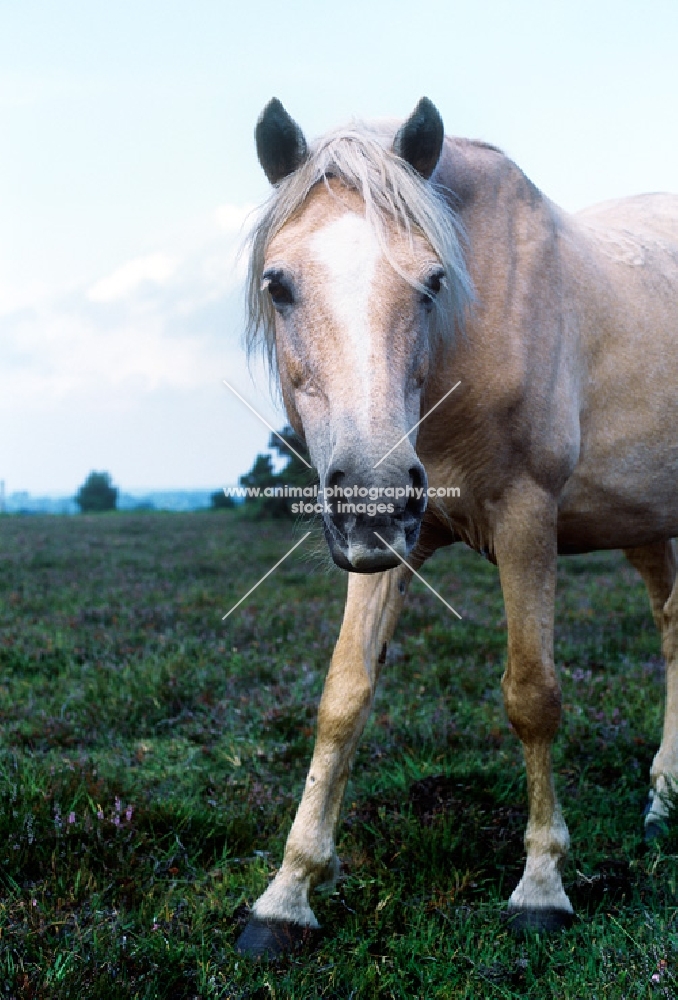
[392,97,445,180]
[255,98,308,185]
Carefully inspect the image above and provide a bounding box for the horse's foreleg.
[237,564,411,956]
[495,483,573,931]
[624,541,678,837]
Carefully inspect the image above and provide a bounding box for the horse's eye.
[263,271,294,308]
[268,280,294,306]
[422,269,445,309]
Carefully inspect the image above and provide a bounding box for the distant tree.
[210,489,236,510]
[239,427,317,519]
[270,426,314,491]
[75,471,118,513]
[239,453,286,519]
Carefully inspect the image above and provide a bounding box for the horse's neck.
[436,136,552,226]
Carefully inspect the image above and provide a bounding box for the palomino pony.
[236,97,678,956]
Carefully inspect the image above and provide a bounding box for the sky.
[1,0,677,493]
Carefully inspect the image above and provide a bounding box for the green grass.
[1,511,677,997]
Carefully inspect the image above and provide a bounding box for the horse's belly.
[556,456,678,552]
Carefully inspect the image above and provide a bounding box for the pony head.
[247,98,471,571]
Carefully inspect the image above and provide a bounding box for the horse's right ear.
[255,98,308,185]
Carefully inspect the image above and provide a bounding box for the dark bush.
[210,489,236,510]
[239,426,317,519]
[75,471,118,513]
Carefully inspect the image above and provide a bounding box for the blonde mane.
[245,120,473,371]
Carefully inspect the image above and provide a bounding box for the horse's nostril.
[406,463,428,516]
[409,465,425,491]
[326,466,346,492]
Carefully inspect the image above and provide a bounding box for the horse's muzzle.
[323,513,423,572]
[321,461,427,573]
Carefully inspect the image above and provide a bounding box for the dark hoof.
[502,907,575,935]
[643,798,668,843]
[236,917,317,958]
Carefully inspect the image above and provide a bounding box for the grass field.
[1,511,677,998]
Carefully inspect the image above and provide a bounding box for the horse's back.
[576,192,678,246]
[556,192,678,551]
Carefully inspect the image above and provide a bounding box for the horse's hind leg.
[624,540,678,837]
[236,564,412,957]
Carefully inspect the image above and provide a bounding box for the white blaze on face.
[310,212,381,422]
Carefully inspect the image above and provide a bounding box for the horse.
[236,97,678,957]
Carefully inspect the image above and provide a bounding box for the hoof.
[643,797,669,843]
[503,906,575,935]
[236,917,317,958]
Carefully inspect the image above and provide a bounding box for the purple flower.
[125,805,133,821]
[68,811,76,825]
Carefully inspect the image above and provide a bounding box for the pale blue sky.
[2,0,677,491]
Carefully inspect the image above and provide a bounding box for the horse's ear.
[392,97,444,180]
[255,98,308,185]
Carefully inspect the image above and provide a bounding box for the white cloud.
[0,207,260,401]
[0,202,289,490]
[87,251,178,303]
